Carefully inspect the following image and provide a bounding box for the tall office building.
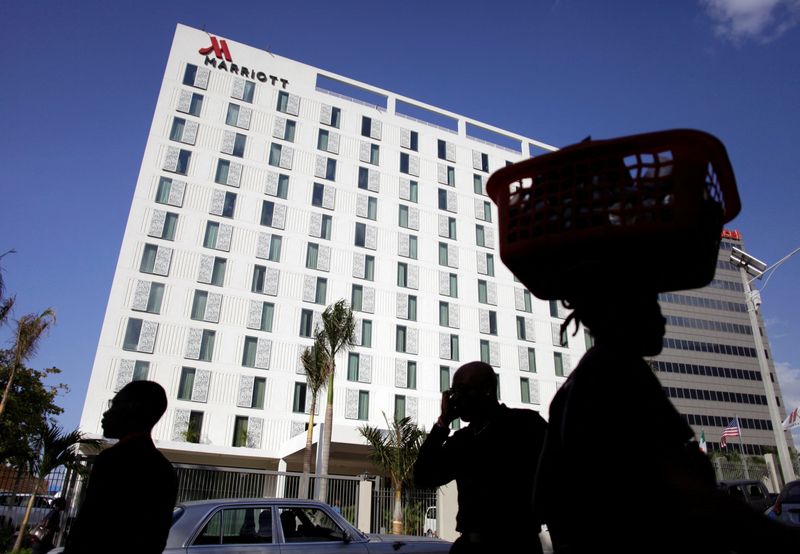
[80,25,788,475]
[655,229,790,455]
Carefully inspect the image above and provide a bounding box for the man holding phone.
[414,361,547,553]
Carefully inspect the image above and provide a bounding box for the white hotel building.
[80,24,789,475]
[79,24,576,474]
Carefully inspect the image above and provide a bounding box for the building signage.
[721,229,742,241]
[199,36,289,89]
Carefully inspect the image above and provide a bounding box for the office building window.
[299,309,314,338]
[182,92,203,116]
[446,217,457,239]
[203,222,219,249]
[156,177,178,205]
[361,320,373,348]
[440,366,450,392]
[322,106,341,128]
[554,352,564,377]
[549,300,561,318]
[477,152,489,172]
[268,144,282,167]
[396,326,407,353]
[183,64,199,85]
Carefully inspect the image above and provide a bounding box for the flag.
[699,430,707,454]
[783,407,800,431]
[720,418,740,448]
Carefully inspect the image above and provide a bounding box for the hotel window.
[488,311,498,335]
[367,197,377,220]
[438,189,448,210]
[240,81,255,103]
[408,180,419,203]
[324,158,337,180]
[366,143,380,165]
[407,296,418,321]
[180,92,203,117]
[268,144,283,167]
[554,352,565,377]
[397,262,408,287]
[361,116,378,138]
[314,278,328,305]
[347,353,360,381]
[199,330,215,362]
[148,212,178,241]
[182,64,201,87]
[268,174,289,199]
[408,236,418,260]
[440,366,450,392]
[306,243,320,270]
[400,153,410,174]
[585,330,595,350]
[476,225,486,247]
[450,335,460,361]
[351,285,364,312]
[445,166,455,186]
[360,320,373,348]
[481,201,492,222]
[266,235,282,262]
[358,391,369,420]
[516,316,527,340]
[122,319,144,351]
[131,361,150,382]
[317,129,334,151]
[526,348,537,372]
[277,119,296,142]
[155,177,182,206]
[448,273,458,298]
[276,91,295,114]
[215,160,231,185]
[229,133,246,158]
[292,383,307,413]
[438,242,449,266]
[473,174,485,195]
[357,167,374,190]
[406,362,418,389]
[480,340,490,364]
[396,326,407,353]
[355,223,366,247]
[549,300,562,318]
[251,265,267,294]
[225,104,241,126]
[478,280,489,304]
[486,254,495,277]
[399,206,410,228]
[177,367,197,400]
[190,291,209,321]
[299,309,314,338]
[395,395,406,420]
[320,215,332,240]
[520,378,532,404]
[242,337,259,367]
[257,302,274,332]
[477,152,490,172]
[321,105,341,128]
[437,140,448,160]
[408,131,419,151]
[439,302,450,327]
[445,217,457,239]
[220,192,236,218]
[522,290,533,312]
[169,117,192,143]
[140,245,161,275]
[232,416,249,447]
[312,183,325,207]
[166,149,191,175]
[364,255,375,281]
[249,378,266,409]
[260,201,283,228]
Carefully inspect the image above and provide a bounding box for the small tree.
[317,300,355,503]
[12,424,100,553]
[359,414,425,534]
[299,332,330,498]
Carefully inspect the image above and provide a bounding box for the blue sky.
[1,0,799,442]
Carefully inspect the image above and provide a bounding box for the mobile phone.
[445,389,459,418]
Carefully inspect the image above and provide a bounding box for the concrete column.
[357,479,373,533]
[764,453,781,493]
[276,458,287,498]
[437,482,458,542]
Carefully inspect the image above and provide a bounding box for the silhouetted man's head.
[451,361,498,422]
[102,381,168,439]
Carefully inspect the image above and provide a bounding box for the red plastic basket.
[486,129,740,300]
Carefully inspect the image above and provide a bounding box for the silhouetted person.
[64,381,177,554]
[414,361,547,554]
[534,289,800,553]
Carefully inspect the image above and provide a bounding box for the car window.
[784,484,800,503]
[279,507,346,543]
[194,508,274,545]
[747,485,764,499]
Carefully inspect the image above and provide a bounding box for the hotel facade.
[79,24,790,475]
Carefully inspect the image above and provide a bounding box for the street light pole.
[730,247,796,484]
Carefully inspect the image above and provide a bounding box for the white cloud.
[701,0,800,42]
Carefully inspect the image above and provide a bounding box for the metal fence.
[713,459,771,485]
[371,487,438,536]
[173,465,361,526]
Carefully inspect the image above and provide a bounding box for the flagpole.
[735,415,750,479]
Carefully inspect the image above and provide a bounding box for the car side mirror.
[342,531,352,543]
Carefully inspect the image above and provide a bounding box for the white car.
[0,493,54,530]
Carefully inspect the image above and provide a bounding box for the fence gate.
[371,487,437,536]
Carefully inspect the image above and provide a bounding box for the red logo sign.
[199,36,232,62]
[721,229,741,241]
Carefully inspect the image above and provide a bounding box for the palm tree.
[359,414,425,534]
[298,332,330,498]
[0,308,56,419]
[12,424,100,553]
[0,249,16,327]
[317,300,355,503]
